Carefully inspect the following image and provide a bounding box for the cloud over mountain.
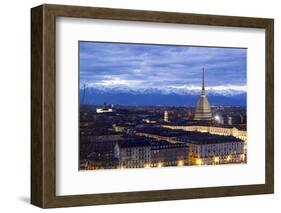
[79,41,247,106]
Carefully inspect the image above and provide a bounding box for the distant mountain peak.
[83,85,246,97]
[80,86,246,106]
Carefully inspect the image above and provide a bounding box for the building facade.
[162,125,247,142]
[114,138,189,168]
[188,139,245,165]
[114,140,151,168]
[151,142,188,167]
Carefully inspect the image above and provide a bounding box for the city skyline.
[79,41,247,95]
[79,41,247,170]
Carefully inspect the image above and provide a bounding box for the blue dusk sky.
[79,41,247,93]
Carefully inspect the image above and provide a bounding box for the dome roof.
[194,95,212,120]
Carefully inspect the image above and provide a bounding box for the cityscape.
[79,41,247,170]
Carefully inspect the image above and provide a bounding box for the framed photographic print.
[31,4,274,208]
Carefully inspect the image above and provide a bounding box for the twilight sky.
[79,41,247,93]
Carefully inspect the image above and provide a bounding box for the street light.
[177,160,184,166]
[196,158,203,165]
[157,162,163,168]
[144,164,151,168]
[213,156,220,164]
[240,154,245,162]
[226,155,232,162]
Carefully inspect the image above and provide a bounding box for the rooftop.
[137,126,188,137]
[177,132,243,144]
[116,136,186,148]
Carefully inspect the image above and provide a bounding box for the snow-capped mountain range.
[83,85,246,96]
[80,86,246,106]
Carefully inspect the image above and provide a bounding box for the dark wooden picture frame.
[31,4,274,208]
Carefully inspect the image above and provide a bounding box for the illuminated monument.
[194,67,212,120]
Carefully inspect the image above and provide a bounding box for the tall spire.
[201,67,205,95]
[194,67,212,121]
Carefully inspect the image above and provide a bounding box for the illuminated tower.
[194,67,212,120]
[164,111,169,122]
[228,116,233,125]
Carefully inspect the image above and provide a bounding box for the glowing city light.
[240,154,245,161]
[157,162,163,168]
[177,160,184,166]
[226,155,232,162]
[213,156,220,164]
[144,164,151,168]
[214,115,220,121]
[196,158,203,165]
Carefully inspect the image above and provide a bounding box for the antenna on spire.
[201,67,205,95]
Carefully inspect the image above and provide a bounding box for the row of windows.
[191,143,243,151]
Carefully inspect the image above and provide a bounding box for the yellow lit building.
[162,125,247,142]
[187,133,245,165]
